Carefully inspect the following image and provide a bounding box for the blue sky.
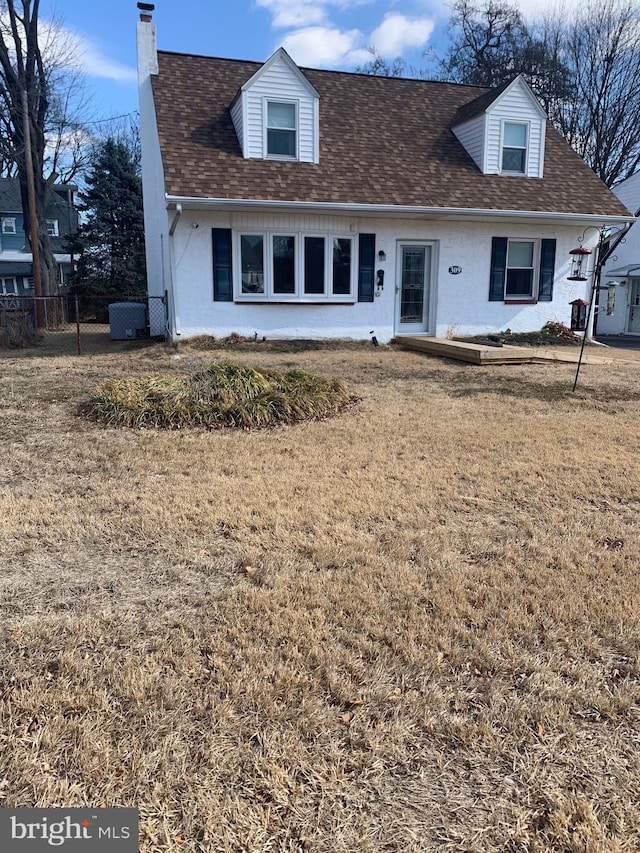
[41,0,455,123]
[42,0,550,124]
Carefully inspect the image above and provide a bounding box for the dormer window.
[231,48,319,163]
[502,122,528,174]
[266,101,297,158]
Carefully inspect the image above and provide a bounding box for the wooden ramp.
[395,336,612,365]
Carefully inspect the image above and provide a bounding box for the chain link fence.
[0,294,167,354]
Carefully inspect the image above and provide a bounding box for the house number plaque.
[448,266,462,275]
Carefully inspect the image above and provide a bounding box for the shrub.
[80,362,355,429]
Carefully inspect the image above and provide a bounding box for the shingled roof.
[151,51,631,218]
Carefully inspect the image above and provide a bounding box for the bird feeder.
[567,246,592,281]
[570,298,589,331]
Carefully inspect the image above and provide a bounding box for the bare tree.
[435,0,574,105]
[541,0,640,187]
[439,0,529,86]
[428,0,640,187]
[0,0,90,294]
[356,48,409,78]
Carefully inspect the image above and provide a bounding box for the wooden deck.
[395,336,612,365]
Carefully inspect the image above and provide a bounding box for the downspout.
[167,203,182,337]
[169,202,182,236]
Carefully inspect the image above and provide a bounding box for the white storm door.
[395,244,432,335]
[628,278,640,333]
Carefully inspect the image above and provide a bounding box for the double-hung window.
[501,122,528,174]
[0,277,17,295]
[238,231,355,300]
[489,236,556,302]
[266,101,297,159]
[1,217,16,235]
[505,240,536,298]
[46,219,59,237]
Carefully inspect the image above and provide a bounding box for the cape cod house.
[136,5,633,342]
[0,178,78,296]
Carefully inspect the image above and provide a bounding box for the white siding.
[168,208,590,342]
[230,97,244,157]
[241,53,318,163]
[612,171,640,214]
[485,80,545,177]
[599,174,640,332]
[452,116,486,171]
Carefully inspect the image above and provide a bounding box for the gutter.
[165,195,635,226]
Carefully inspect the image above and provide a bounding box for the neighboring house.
[136,7,633,342]
[598,172,640,336]
[0,178,78,297]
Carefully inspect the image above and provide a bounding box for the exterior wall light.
[378,250,386,262]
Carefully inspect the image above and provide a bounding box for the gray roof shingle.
[151,51,631,218]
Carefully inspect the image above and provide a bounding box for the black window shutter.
[489,237,507,301]
[212,228,233,301]
[358,234,375,302]
[538,238,556,302]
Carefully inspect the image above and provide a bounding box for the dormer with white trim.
[230,48,320,164]
[452,76,547,179]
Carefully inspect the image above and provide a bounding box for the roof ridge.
[155,49,492,91]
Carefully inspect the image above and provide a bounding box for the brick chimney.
[137,2,154,23]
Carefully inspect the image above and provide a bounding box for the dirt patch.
[179,333,377,354]
[459,322,585,348]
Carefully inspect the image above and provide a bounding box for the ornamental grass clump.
[80,362,354,429]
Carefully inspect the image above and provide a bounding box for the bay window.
[236,231,355,300]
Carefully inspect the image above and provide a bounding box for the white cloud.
[281,26,370,66]
[370,13,435,57]
[75,38,137,83]
[256,0,373,29]
[256,0,329,29]
[0,11,136,84]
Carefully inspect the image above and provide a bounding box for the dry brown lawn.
[1,331,639,852]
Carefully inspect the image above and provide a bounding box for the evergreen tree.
[75,136,146,301]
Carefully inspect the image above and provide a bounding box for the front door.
[628,278,640,334]
[395,244,432,335]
